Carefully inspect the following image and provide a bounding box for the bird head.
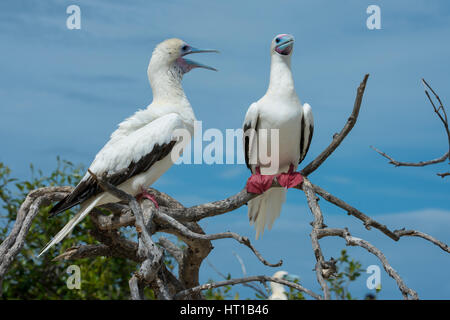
[273,270,300,282]
[271,34,295,57]
[149,38,218,76]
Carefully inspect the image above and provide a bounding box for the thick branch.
[158,237,184,265]
[0,187,71,283]
[302,178,331,299]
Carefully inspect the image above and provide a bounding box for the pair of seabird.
[39,34,313,256]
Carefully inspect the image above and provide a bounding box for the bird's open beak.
[182,46,219,72]
[275,34,294,55]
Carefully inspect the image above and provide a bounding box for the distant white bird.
[243,34,314,239]
[39,38,218,257]
[269,270,300,300]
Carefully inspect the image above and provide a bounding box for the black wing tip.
[47,197,80,218]
[48,202,65,218]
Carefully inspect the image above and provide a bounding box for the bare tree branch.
[0,187,71,282]
[437,172,450,178]
[173,275,322,300]
[302,178,331,300]
[2,74,449,301]
[317,227,419,300]
[422,78,450,159]
[371,78,449,176]
[300,74,369,177]
[158,236,184,265]
[394,229,449,253]
[153,209,282,267]
[310,183,400,241]
[371,146,448,168]
[206,256,269,299]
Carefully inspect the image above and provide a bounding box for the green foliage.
[0,159,140,299]
[285,278,305,300]
[0,160,375,300]
[327,249,365,300]
[204,274,234,300]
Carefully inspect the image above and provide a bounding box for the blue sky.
[0,0,449,299]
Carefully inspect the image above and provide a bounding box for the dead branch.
[371,146,448,167]
[206,257,269,299]
[300,74,369,177]
[437,172,450,178]
[153,208,282,267]
[301,178,331,299]
[173,275,322,300]
[1,74,449,300]
[317,227,419,300]
[0,187,71,282]
[371,78,449,176]
[311,183,400,241]
[394,229,449,253]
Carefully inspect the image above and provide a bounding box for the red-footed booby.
[243,34,314,239]
[269,270,300,300]
[39,38,218,256]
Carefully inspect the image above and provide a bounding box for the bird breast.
[257,100,302,174]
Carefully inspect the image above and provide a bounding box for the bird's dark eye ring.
[182,45,189,51]
[275,38,280,43]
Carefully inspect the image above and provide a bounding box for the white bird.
[269,270,300,300]
[243,34,314,239]
[39,38,218,257]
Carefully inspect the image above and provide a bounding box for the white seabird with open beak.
[243,34,314,239]
[39,38,218,256]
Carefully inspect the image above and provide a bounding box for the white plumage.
[244,34,314,239]
[268,270,292,300]
[39,38,217,256]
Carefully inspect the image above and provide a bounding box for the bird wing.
[49,113,186,216]
[243,102,260,172]
[299,103,314,164]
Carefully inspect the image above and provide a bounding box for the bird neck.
[148,62,188,104]
[270,281,286,296]
[267,54,295,96]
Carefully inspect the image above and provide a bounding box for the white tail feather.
[38,194,105,257]
[248,188,286,239]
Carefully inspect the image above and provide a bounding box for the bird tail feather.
[38,194,105,257]
[248,188,286,239]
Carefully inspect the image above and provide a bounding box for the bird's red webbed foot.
[276,164,303,188]
[136,188,159,208]
[246,167,275,194]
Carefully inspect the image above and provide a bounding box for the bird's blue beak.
[275,34,294,55]
[180,46,219,72]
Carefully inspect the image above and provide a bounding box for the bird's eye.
[182,45,189,51]
[275,38,281,43]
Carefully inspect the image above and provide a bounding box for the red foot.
[246,167,275,194]
[277,164,303,188]
[136,188,159,208]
